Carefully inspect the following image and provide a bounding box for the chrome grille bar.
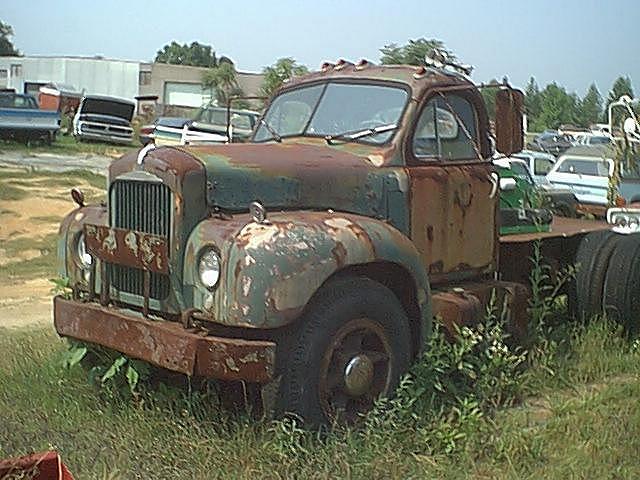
[109,180,172,300]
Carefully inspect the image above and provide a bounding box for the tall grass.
[1,312,638,479]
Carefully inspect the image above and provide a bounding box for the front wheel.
[278,277,411,426]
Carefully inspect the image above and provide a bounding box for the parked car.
[138,116,191,145]
[575,135,612,147]
[526,131,573,156]
[546,145,640,215]
[511,149,556,184]
[0,92,60,144]
[505,157,579,216]
[153,105,260,146]
[73,95,135,144]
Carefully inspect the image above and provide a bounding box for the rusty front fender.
[184,211,432,332]
[57,204,108,286]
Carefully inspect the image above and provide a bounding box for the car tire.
[571,230,622,321]
[603,234,640,334]
[278,276,411,427]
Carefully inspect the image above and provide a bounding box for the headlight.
[608,208,640,233]
[615,215,628,227]
[76,233,93,269]
[198,248,221,289]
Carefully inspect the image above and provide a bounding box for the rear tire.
[572,230,622,320]
[603,234,640,335]
[278,276,411,427]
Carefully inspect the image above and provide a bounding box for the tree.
[578,83,603,127]
[605,76,635,126]
[260,58,309,98]
[202,62,242,106]
[533,83,579,131]
[155,41,218,68]
[380,38,456,66]
[0,20,19,56]
[524,77,542,124]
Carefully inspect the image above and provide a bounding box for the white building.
[0,55,264,112]
[0,55,140,100]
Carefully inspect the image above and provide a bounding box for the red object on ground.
[0,451,74,480]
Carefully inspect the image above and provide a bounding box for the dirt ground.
[0,165,106,328]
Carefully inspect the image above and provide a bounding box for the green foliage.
[525,77,542,121]
[0,20,19,56]
[260,58,309,99]
[380,38,455,66]
[155,41,218,67]
[202,62,243,106]
[49,276,72,299]
[579,83,603,127]
[524,76,634,132]
[532,83,579,131]
[2,316,640,478]
[606,76,635,125]
[61,340,150,396]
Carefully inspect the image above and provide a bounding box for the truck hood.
[182,142,393,218]
[80,97,135,122]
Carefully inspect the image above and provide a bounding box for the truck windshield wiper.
[259,118,282,143]
[325,123,397,145]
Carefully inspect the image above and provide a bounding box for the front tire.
[278,276,411,426]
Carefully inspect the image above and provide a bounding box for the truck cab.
[54,61,623,426]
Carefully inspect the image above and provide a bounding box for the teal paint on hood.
[184,142,396,221]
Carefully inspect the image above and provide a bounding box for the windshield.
[195,107,257,130]
[509,161,534,184]
[254,82,408,144]
[556,157,611,176]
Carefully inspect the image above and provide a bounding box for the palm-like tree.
[203,63,241,106]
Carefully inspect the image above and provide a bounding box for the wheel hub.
[343,354,374,397]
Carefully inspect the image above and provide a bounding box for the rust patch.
[84,224,169,274]
[54,297,275,383]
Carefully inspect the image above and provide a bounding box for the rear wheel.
[572,230,622,320]
[278,276,411,426]
[603,234,640,335]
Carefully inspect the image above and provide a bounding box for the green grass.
[0,319,638,479]
[0,135,139,157]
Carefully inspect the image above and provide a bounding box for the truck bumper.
[53,296,276,383]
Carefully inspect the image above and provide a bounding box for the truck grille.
[109,180,172,300]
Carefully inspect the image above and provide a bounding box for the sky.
[2,0,639,97]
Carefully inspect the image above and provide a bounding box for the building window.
[0,70,7,80]
[139,71,152,86]
[10,64,22,77]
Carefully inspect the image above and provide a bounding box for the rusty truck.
[53,59,640,425]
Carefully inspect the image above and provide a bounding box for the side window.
[413,93,479,161]
[534,158,553,175]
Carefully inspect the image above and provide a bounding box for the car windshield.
[253,82,408,144]
[556,157,611,176]
[509,161,534,184]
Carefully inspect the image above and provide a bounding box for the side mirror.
[495,88,525,156]
[499,177,517,191]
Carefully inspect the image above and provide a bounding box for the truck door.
[407,91,497,285]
